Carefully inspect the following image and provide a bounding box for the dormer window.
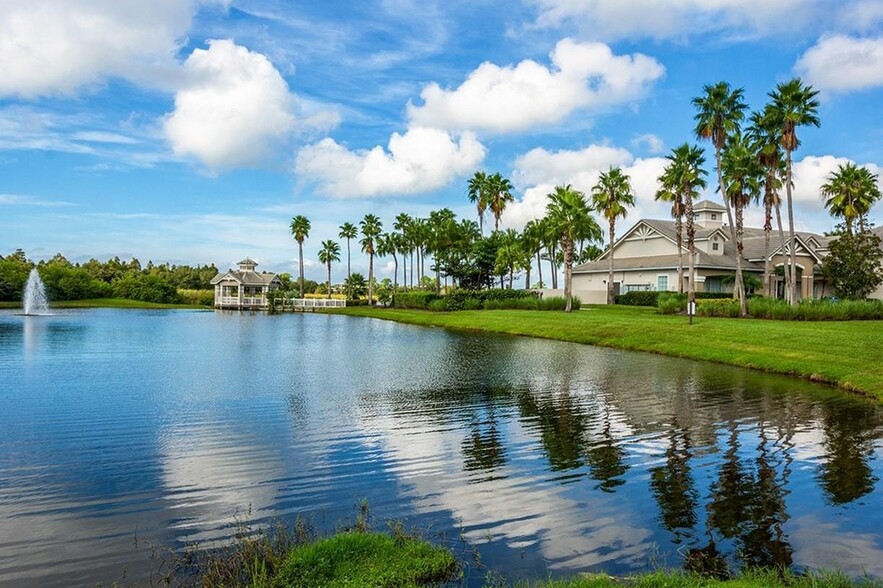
[712,242,719,251]
[711,213,717,220]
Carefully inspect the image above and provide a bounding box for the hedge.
[616,290,737,307]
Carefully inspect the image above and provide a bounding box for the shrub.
[615,291,659,306]
[112,273,180,304]
[747,298,883,321]
[657,292,686,315]
[345,299,370,307]
[178,289,214,306]
[427,299,447,312]
[393,291,440,309]
[462,297,482,311]
[696,298,741,318]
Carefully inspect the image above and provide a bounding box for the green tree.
[290,215,311,298]
[343,272,367,300]
[721,134,763,316]
[377,232,400,294]
[768,78,820,304]
[546,185,601,312]
[487,172,514,233]
[338,222,358,280]
[821,163,881,236]
[317,240,341,299]
[664,144,708,309]
[692,81,747,243]
[822,229,883,300]
[360,214,383,305]
[591,167,636,305]
[0,249,33,302]
[467,171,490,236]
[655,169,685,293]
[394,213,413,288]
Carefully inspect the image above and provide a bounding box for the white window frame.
[657,275,668,291]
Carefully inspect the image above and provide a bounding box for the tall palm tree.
[317,240,341,299]
[721,135,763,316]
[359,214,382,305]
[394,213,412,288]
[667,144,708,308]
[541,217,560,289]
[487,172,514,233]
[591,167,636,305]
[655,168,685,293]
[693,81,747,243]
[821,163,882,235]
[338,222,358,280]
[545,185,602,312]
[289,215,311,298]
[746,107,788,298]
[768,78,820,305]
[523,218,544,289]
[377,232,400,295]
[467,171,490,236]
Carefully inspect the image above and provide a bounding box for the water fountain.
[22,268,49,315]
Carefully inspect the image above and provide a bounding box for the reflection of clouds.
[363,406,655,572]
[790,515,883,576]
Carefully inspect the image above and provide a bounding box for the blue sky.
[1,0,882,282]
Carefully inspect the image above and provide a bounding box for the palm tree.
[394,213,412,287]
[666,144,708,308]
[377,232,401,295]
[317,240,341,299]
[523,218,544,289]
[591,167,636,304]
[721,135,763,316]
[545,185,602,312]
[768,78,820,304]
[746,107,788,298]
[338,222,358,280]
[360,214,383,305]
[692,81,747,243]
[289,215,311,298]
[821,163,882,235]
[487,172,514,233]
[495,228,524,289]
[655,168,685,293]
[467,171,490,236]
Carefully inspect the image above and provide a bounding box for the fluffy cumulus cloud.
[406,38,664,133]
[0,0,222,97]
[795,35,883,93]
[501,143,669,230]
[164,40,299,169]
[526,0,820,41]
[294,127,486,198]
[792,155,883,210]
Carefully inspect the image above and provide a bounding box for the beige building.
[210,258,282,310]
[572,200,836,302]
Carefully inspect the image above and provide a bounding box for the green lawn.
[331,305,883,400]
[525,570,883,588]
[1,298,207,310]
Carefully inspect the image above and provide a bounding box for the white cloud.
[526,0,820,41]
[503,143,669,230]
[791,155,883,211]
[406,38,664,133]
[294,126,486,198]
[0,0,224,97]
[631,133,665,155]
[164,40,299,169]
[795,35,883,93]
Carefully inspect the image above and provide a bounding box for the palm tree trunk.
[716,148,737,242]
[676,211,684,293]
[392,253,398,294]
[735,199,747,317]
[536,249,543,288]
[786,150,798,305]
[346,238,351,280]
[509,268,513,289]
[525,261,531,290]
[298,241,305,298]
[326,261,331,299]
[563,237,573,312]
[368,253,374,306]
[685,196,696,311]
[774,199,790,300]
[607,220,616,304]
[763,189,772,297]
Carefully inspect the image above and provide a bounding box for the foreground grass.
[1,298,206,310]
[527,570,883,588]
[331,306,883,400]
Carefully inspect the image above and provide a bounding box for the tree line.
[0,250,218,304]
[291,77,882,313]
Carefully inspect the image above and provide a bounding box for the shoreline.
[328,306,883,402]
[0,298,207,310]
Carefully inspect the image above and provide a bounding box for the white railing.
[281,298,346,308]
[217,296,266,306]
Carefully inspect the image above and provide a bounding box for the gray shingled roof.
[210,270,279,285]
[694,199,726,211]
[237,258,258,266]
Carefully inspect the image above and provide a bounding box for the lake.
[0,309,881,587]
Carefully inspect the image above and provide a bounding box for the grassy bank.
[1,298,207,310]
[527,571,883,587]
[330,306,883,400]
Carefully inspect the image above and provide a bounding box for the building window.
[711,213,717,220]
[694,213,699,220]
[712,242,719,251]
[657,275,668,291]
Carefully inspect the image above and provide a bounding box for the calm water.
[1,309,882,587]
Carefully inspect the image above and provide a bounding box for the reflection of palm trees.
[585,404,628,493]
[516,389,588,473]
[461,406,507,477]
[817,403,880,505]
[649,426,698,543]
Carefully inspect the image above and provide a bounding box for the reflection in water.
[1,310,882,587]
